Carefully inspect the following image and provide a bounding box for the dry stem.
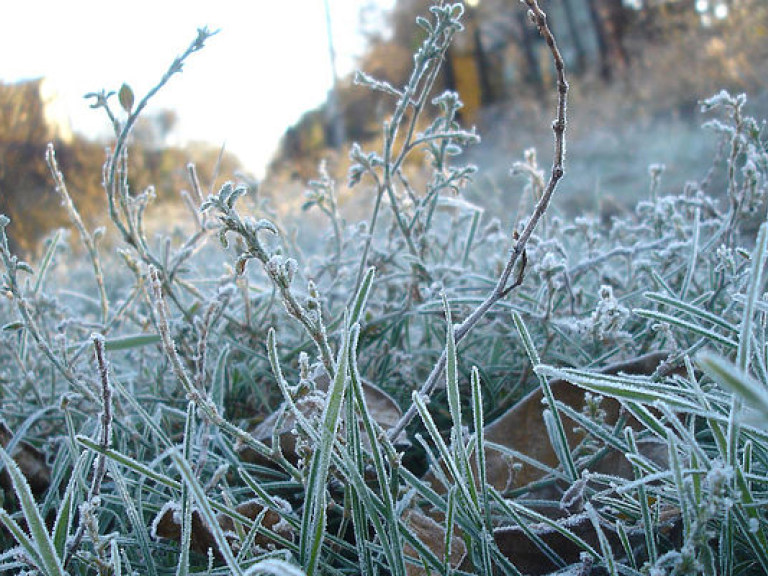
[389,0,568,440]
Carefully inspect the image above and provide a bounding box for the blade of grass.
[0,507,45,571]
[461,209,482,268]
[680,207,701,301]
[347,327,406,576]
[739,221,768,371]
[624,428,657,564]
[177,402,196,576]
[643,291,734,333]
[0,446,65,576]
[585,503,617,576]
[32,229,62,296]
[443,294,477,506]
[109,461,159,576]
[350,267,375,325]
[633,309,738,349]
[110,538,122,576]
[301,319,352,575]
[471,366,492,531]
[412,390,482,526]
[697,352,768,427]
[513,312,577,480]
[52,453,88,559]
[171,449,243,575]
[536,365,701,411]
[724,222,768,502]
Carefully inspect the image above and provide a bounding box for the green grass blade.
[462,209,481,268]
[171,450,243,575]
[585,503,617,576]
[51,488,73,559]
[347,328,406,576]
[51,453,87,559]
[442,293,477,507]
[443,294,462,450]
[0,507,45,570]
[633,308,738,349]
[109,461,159,576]
[176,401,196,576]
[443,488,457,573]
[666,431,692,540]
[615,520,636,571]
[643,291,734,332]
[77,435,181,490]
[0,446,65,576]
[536,365,700,410]
[697,352,768,427]
[350,266,375,325]
[110,538,122,576]
[739,221,768,371]
[471,366,492,530]
[105,333,162,351]
[301,319,352,575]
[210,345,230,411]
[412,391,481,525]
[513,312,577,480]
[624,428,657,564]
[680,207,700,300]
[33,229,61,296]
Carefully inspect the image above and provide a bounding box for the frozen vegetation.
[1,3,768,575]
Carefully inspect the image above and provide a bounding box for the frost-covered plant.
[2,1,768,576]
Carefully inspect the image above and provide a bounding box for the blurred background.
[1,0,766,254]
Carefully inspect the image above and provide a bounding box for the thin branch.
[388,0,568,440]
[64,334,113,567]
[46,144,109,324]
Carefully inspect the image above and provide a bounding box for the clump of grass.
[1,2,768,575]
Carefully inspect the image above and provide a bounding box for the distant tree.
[560,0,588,73]
[584,0,632,81]
[0,80,241,254]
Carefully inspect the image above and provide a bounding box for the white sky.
[1,1,393,178]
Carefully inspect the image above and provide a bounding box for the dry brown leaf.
[483,510,627,575]
[151,497,294,556]
[481,504,682,575]
[402,509,466,576]
[0,421,51,497]
[419,352,683,572]
[240,369,406,466]
[483,351,673,491]
[426,351,673,494]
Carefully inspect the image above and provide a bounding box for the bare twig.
[64,334,113,567]
[46,144,109,324]
[389,0,568,440]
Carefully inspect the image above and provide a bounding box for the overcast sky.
[1,1,393,177]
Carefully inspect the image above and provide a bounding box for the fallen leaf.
[0,421,51,497]
[152,497,294,556]
[428,351,673,494]
[422,351,682,571]
[485,509,626,575]
[240,368,407,466]
[483,503,682,575]
[402,508,466,576]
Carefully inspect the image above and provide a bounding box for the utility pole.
[323,0,346,149]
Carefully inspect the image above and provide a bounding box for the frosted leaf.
[150,500,182,540]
